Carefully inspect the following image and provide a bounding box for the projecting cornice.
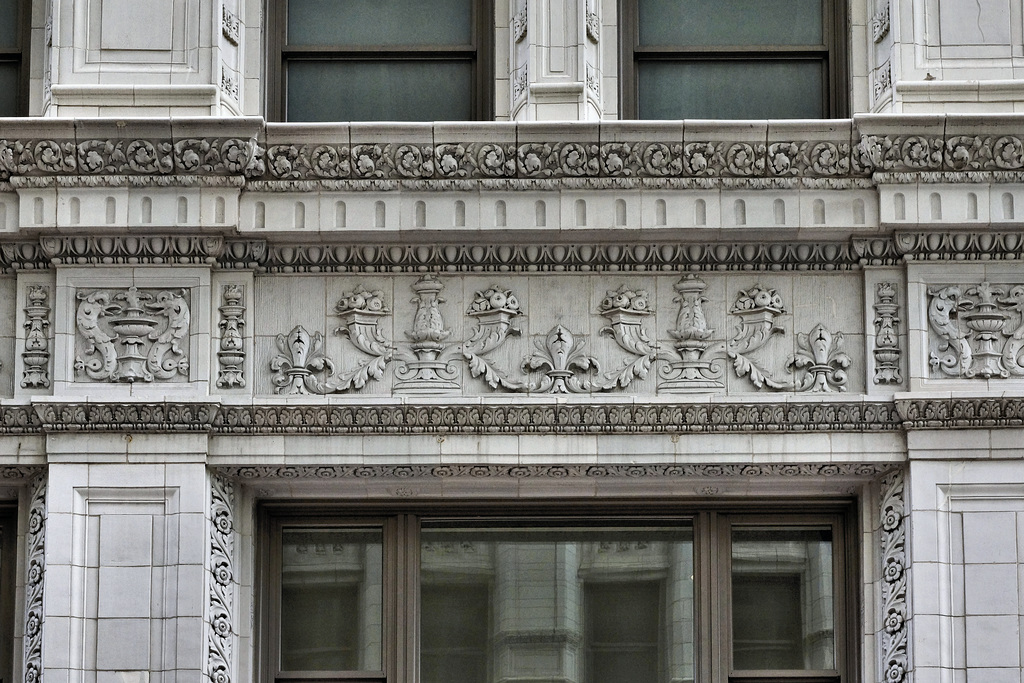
[1,115,1024,184]
[0,397,1016,435]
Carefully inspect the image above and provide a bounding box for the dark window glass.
[287,0,473,46]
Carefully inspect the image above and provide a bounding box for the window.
[261,504,854,683]
[0,506,15,683]
[0,0,27,116]
[619,0,848,119]
[269,0,493,122]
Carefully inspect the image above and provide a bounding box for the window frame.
[618,0,849,119]
[266,0,494,122]
[0,0,30,117]
[258,500,857,683]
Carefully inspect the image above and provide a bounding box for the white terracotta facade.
[0,2,1023,683]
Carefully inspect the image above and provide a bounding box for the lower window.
[261,506,852,683]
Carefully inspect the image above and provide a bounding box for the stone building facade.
[0,1,1022,683]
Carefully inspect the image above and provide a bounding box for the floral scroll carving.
[21,285,49,388]
[23,475,45,683]
[74,286,191,383]
[207,475,235,683]
[880,469,908,683]
[597,285,658,390]
[927,281,1024,379]
[727,284,788,390]
[462,285,525,391]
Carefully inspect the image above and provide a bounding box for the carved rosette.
[927,281,1024,379]
[873,282,902,384]
[462,285,525,390]
[597,285,658,390]
[74,286,191,383]
[395,275,460,394]
[207,475,235,683]
[880,469,909,683]
[21,285,49,388]
[659,275,724,392]
[216,285,246,388]
[23,475,45,683]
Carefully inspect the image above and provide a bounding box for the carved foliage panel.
[256,272,868,396]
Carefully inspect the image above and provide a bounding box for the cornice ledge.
[33,402,218,433]
[893,231,1024,261]
[0,405,42,434]
[895,396,1024,429]
[214,462,895,481]
[211,401,901,435]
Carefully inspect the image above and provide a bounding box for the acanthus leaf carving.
[726,284,788,390]
[523,325,600,393]
[462,285,525,391]
[880,469,909,683]
[207,474,235,683]
[331,285,395,391]
[23,475,45,683]
[21,285,49,388]
[596,285,658,390]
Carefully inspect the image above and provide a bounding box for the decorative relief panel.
[873,282,903,384]
[265,274,861,396]
[207,475,235,683]
[23,475,45,683]
[21,286,49,388]
[927,281,1024,379]
[880,469,909,683]
[216,285,245,388]
[75,286,191,383]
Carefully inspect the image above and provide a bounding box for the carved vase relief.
[270,275,858,395]
[75,286,191,383]
[22,285,50,388]
[928,281,1024,379]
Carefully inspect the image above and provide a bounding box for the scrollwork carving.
[207,474,235,683]
[596,285,658,390]
[727,284,788,390]
[74,286,191,383]
[332,285,394,391]
[462,285,525,390]
[21,285,49,388]
[23,475,45,683]
[880,469,909,683]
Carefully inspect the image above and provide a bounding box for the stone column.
[509,0,604,120]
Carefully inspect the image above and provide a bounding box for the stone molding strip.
[216,463,894,481]
[0,398,1001,434]
[0,115,1022,181]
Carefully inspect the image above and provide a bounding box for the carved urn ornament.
[75,286,191,383]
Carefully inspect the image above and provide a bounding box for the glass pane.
[0,63,18,117]
[638,60,824,119]
[0,0,18,49]
[731,528,834,671]
[286,60,473,122]
[638,0,822,46]
[287,0,473,46]
[280,528,383,672]
[420,526,694,683]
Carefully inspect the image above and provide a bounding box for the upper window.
[620,0,848,119]
[270,0,493,122]
[0,0,27,116]
[261,505,853,683]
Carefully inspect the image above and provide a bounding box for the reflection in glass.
[638,0,822,46]
[286,60,473,122]
[280,528,383,672]
[731,528,834,671]
[638,61,824,120]
[420,527,694,683]
[287,0,472,47]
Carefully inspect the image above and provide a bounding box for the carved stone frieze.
[34,402,217,432]
[895,231,1024,262]
[659,276,724,392]
[216,285,246,388]
[873,282,903,384]
[218,462,894,481]
[41,235,226,266]
[857,132,943,174]
[332,285,395,391]
[21,285,50,388]
[207,475,235,683]
[927,281,1024,379]
[895,396,1024,428]
[23,475,45,683]
[75,286,191,383]
[727,284,788,390]
[879,469,908,683]
[522,325,601,393]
